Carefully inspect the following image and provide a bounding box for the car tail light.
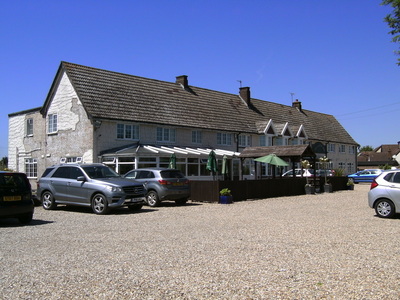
[158,180,172,185]
[370,180,379,190]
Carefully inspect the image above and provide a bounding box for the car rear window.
[41,167,55,178]
[0,173,30,193]
[160,170,185,179]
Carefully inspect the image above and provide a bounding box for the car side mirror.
[77,176,86,182]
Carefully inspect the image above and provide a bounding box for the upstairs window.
[192,130,202,144]
[48,114,58,134]
[217,133,232,146]
[157,127,176,143]
[26,118,33,136]
[349,145,356,154]
[327,144,336,152]
[238,135,251,147]
[339,145,346,153]
[117,124,139,140]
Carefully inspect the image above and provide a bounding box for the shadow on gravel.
[0,218,54,227]
[46,205,158,215]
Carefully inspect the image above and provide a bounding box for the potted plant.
[347,178,354,190]
[319,156,332,193]
[219,188,233,204]
[301,160,315,194]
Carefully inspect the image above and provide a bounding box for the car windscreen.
[160,170,185,179]
[82,166,121,179]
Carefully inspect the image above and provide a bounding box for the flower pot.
[305,185,315,195]
[219,195,233,204]
[324,183,332,193]
[347,185,354,190]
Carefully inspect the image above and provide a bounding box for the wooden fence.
[189,176,349,203]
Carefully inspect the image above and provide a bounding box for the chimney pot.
[176,75,188,89]
[239,87,251,105]
[292,99,302,111]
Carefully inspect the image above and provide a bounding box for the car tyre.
[175,198,188,206]
[128,204,143,211]
[42,191,57,210]
[375,199,396,218]
[146,191,161,207]
[92,193,109,215]
[18,212,33,224]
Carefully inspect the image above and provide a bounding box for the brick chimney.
[292,99,302,111]
[239,87,251,105]
[176,75,189,89]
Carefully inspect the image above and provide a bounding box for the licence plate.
[173,182,184,186]
[127,197,145,203]
[4,196,21,201]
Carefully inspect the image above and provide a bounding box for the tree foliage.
[359,145,374,152]
[0,157,8,170]
[381,0,400,65]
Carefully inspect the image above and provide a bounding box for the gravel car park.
[2,184,400,299]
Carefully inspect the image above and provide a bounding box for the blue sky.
[1,0,399,158]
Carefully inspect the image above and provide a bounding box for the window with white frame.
[347,162,354,173]
[259,135,273,146]
[339,145,346,153]
[217,132,232,146]
[117,124,139,140]
[192,130,202,144]
[238,135,251,147]
[338,162,346,170]
[349,145,356,154]
[157,127,176,143]
[48,114,58,134]
[327,143,336,152]
[25,158,37,178]
[274,137,289,146]
[26,118,33,136]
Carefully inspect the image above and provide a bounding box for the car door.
[65,166,88,204]
[50,166,71,200]
[385,172,400,207]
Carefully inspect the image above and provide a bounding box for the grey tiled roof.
[43,62,357,145]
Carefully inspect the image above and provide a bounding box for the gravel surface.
[1,184,400,299]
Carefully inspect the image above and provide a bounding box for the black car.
[0,171,34,224]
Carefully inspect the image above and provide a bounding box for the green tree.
[0,157,8,170]
[381,0,400,65]
[359,145,374,152]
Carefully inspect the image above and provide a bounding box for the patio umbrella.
[168,153,177,169]
[206,150,218,174]
[221,155,228,179]
[254,153,288,167]
[221,155,228,175]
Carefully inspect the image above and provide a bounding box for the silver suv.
[123,168,190,207]
[37,164,146,214]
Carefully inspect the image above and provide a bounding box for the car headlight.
[105,186,123,193]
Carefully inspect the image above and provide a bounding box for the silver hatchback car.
[123,168,190,207]
[37,164,146,214]
[368,169,400,218]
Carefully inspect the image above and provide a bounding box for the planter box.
[324,184,333,193]
[305,185,315,195]
[219,195,233,204]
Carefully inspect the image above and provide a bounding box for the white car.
[282,169,314,177]
[368,169,400,218]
